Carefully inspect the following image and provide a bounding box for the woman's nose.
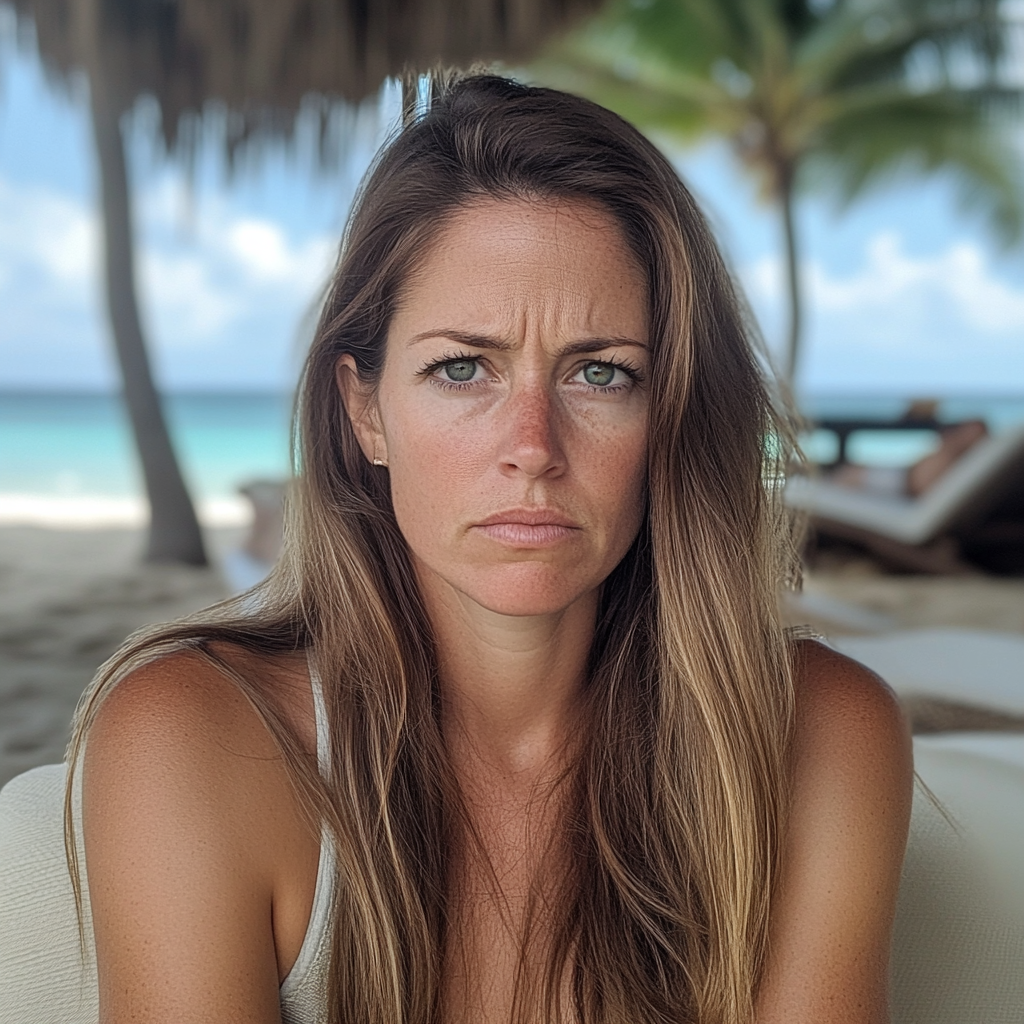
[498,380,566,479]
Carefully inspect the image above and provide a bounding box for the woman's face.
[340,198,650,618]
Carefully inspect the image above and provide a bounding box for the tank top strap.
[278,651,335,1019]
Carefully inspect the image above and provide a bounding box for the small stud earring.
[373,457,386,467]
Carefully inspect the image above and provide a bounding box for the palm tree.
[10,0,602,563]
[543,0,1023,382]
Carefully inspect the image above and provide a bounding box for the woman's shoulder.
[785,636,913,860]
[754,640,913,1019]
[85,641,317,770]
[81,641,320,889]
[80,642,323,1008]
[791,637,910,763]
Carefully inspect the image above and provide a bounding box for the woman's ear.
[335,355,387,466]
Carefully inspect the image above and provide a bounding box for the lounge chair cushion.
[833,629,1024,717]
[0,763,97,1024]
[892,734,1024,1023]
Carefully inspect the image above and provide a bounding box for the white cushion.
[892,736,1024,1022]
[833,629,1024,717]
[0,763,97,1024]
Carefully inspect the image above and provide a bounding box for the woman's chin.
[437,563,599,619]
[471,592,581,618]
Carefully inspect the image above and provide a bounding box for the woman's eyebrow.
[560,337,648,355]
[407,328,515,350]
[407,328,647,353]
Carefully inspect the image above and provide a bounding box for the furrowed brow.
[407,329,515,351]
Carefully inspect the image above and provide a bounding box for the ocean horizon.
[5,389,1024,528]
[2,391,292,527]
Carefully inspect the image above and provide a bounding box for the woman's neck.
[418,573,597,778]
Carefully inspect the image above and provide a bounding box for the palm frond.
[811,89,1024,242]
[530,53,716,138]
[800,0,1010,93]
[581,0,788,76]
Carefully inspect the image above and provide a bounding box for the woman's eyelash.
[575,358,645,390]
[416,351,479,377]
[591,359,644,384]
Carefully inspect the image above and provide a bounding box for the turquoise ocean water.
[3,392,1024,517]
[2,392,293,501]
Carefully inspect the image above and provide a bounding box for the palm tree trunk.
[88,59,207,564]
[778,165,802,384]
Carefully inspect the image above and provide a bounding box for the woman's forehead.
[390,198,649,344]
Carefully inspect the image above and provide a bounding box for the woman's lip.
[474,508,580,528]
[474,522,578,546]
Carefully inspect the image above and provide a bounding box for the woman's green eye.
[443,360,477,382]
[583,362,616,386]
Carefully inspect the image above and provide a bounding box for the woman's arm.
[755,641,913,1024]
[82,651,318,1024]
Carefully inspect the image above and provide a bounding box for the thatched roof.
[11,0,601,152]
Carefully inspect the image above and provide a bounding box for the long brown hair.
[67,73,799,1024]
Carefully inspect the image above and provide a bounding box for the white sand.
[3,527,1024,790]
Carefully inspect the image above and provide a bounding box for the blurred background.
[2,0,1024,786]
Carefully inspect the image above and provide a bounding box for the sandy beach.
[3,524,1024,789]
[792,557,1024,635]
[0,525,242,789]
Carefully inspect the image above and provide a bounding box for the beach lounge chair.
[0,763,97,1023]
[221,479,287,593]
[786,424,1024,573]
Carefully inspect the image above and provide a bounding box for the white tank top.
[279,658,335,1022]
[0,658,335,1024]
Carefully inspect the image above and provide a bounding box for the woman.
[5,74,911,1023]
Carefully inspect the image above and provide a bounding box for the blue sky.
[1,15,1023,398]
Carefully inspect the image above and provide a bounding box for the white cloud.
[0,178,97,288]
[746,231,1024,334]
[129,177,336,348]
[136,176,336,292]
[223,218,334,286]
[740,230,1024,391]
[139,249,240,340]
[0,172,336,356]
[808,233,1024,332]
[746,255,781,305]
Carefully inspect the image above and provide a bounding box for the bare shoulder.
[791,638,912,776]
[87,646,241,746]
[86,643,315,773]
[755,639,913,1022]
[81,644,320,1018]
[82,642,318,900]
[786,637,913,853]
[82,642,319,877]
